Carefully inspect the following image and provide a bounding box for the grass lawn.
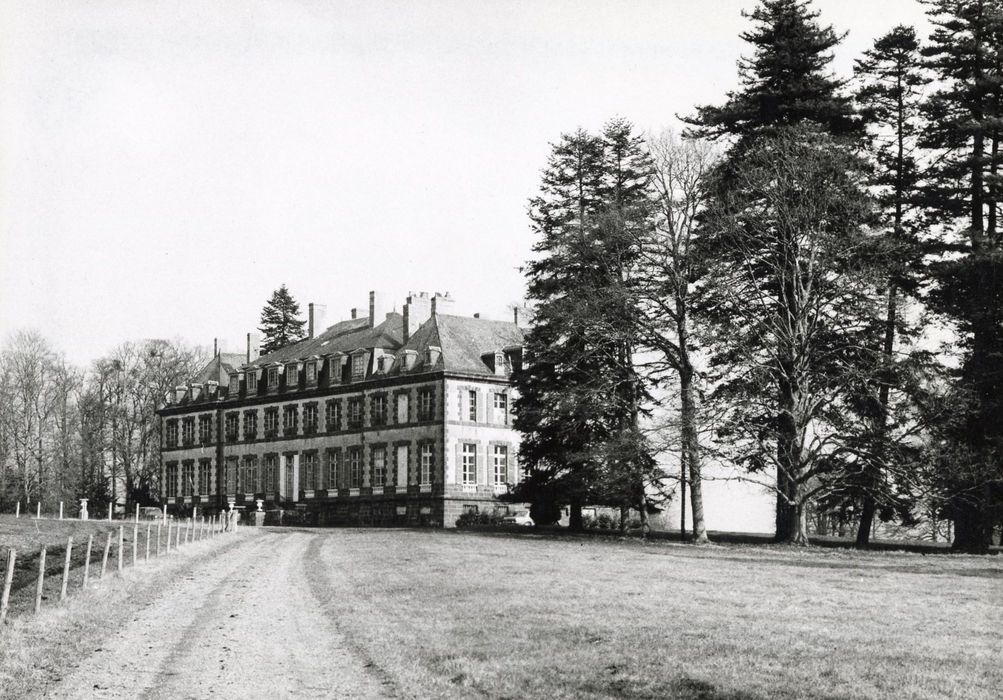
[0,514,202,620]
[309,529,1002,699]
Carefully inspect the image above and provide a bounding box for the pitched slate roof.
[245,313,404,368]
[191,353,246,385]
[391,314,524,376]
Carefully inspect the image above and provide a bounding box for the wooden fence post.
[15,501,19,518]
[34,547,46,614]
[100,533,111,579]
[59,502,64,520]
[145,523,151,561]
[36,502,41,519]
[135,503,139,524]
[83,535,93,587]
[166,519,172,554]
[1,549,16,624]
[60,537,72,603]
[132,525,138,566]
[117,527,124,573]
[156,523,162,557]
[175,521,182,549]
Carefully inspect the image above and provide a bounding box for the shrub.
[596,513,615,530]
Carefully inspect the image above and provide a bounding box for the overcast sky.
[0,0,929,366]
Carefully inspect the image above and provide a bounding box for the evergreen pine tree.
[920,0,1003,552]
[684,0,863,542]
[258,285,307,355]
[843,25,933,546]
[513,121,656,531]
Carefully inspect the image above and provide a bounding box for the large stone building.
[157,291,525,527]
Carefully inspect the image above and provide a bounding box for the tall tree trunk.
[680,368,708,543]
[568,499,583,532]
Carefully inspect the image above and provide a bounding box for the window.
[347,398,363,428]
[377,356,387,373]
[165,462,178,498]
[372,447,386,487]
[349,448,362,488]
[418,389,434,421]
[302,452,319,490]
[420,444,433,485]
[396,394,409,424]
[197,415,212,444]
[243,411,258,440]
[182,418,195,446]
[283,405,298,435]
[242,455,258,494]
[264,408,279,436]
[263,454,278,493]
[351,353,366,377]
[303,404,318,433]
[225,456,239,494]
[493,393,508,424]
[467,390,478,422]
[225,413,239,442]
[325,400,342,431]
[396,445,409,486]
[461,443,477,485]
[246,371,258,393]
[286,363,298,387]
[267,366,278,388]
[165,420,178,448]
[284,454,294,495]
[326,450,340,490]
[493,445,508,486]
[305,361,317,383]
[372,395,387,426]
[229,374,239,394]
[198,459,213,495]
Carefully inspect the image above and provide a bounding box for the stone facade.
[157,291,525,527]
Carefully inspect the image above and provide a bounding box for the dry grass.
[310,529,1002,699]
[0,514,205,620]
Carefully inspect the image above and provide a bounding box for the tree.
[920,0,1003,552]
[259,285,306,355]
[513,120,657,532]
[700,125,879,545]
[637,131,718,543]
[684,0,859,148]
[848,25,933,546]
[685,0,863,541]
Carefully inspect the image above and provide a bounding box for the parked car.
[501,509,534,527]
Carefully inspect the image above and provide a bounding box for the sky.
[0,0,930,366]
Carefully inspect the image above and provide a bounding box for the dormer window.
[229,374,239,395]
[377,356,386,373]
[305,361,317,383]
[286,363,299,387]
[351,353,366,378]
[267,366,278,389]
[246,371,258,393]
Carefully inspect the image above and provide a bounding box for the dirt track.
[43,529,393,699]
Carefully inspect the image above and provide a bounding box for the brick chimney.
[368,291,388,328]
[403,291,432,343]
[246,332,260,364]
[309,303,327,339]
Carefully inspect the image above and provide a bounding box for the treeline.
[0,330,208,516]
[513,0,1002,552]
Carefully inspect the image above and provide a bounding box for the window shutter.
[477,444,487,485]
[508,445,517,485]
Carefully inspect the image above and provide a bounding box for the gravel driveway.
[43,529,393,699]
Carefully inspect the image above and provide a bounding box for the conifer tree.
[684,0,864,542]
[258,285,306,355]
[920,0,1003,552]
[849,25,932,547]
[513,120,656,531]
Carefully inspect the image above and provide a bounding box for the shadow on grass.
[579,674,762,700]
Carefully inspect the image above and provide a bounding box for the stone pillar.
[79,499,89,521]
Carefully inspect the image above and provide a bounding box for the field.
[0,523,999,699]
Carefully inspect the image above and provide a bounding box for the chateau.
[157,291,525,527]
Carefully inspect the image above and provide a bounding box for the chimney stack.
[246,332,261,364]
[473,313,480,319]
[351,308,357,320]
[308,303,327,339]
[213,338,218,357]
[368,291,387,329]
[513,307,519,325]
[402,291,433,343]
[430,291,455,316]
